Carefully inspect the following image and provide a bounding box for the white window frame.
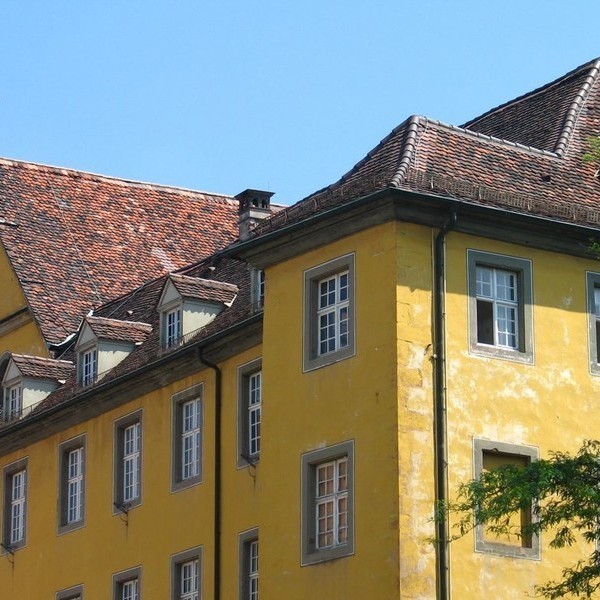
[80,347,98,387]
[237,359,262,467]
[5,382,22,421]
[2,458,27,552]
[301,441,354,565]
[9,469,26,545]
[251,268,265,311]
[171,546,202,600]
[171,385,203,492]
[315,456,349,550]
[181,399,201,481]
[238,529,258,600]
[113,567,141,600]
[67,447,84,523]
[165,306,183,349]
[473,438,540,559]
[467,250,533,364]
[247,371,261,459]
[58,435,86,534]
[114,411,142,512]
[304,254,356,372]
[123,422,141,504]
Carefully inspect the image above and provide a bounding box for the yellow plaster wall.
[445,233,600,598]
[258,221,401,599]
[0,244,47,356]
[395,222,437,599]
[0,372,216,597]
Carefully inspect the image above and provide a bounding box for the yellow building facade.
[2,57,600,599]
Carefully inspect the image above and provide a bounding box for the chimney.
[235,189,274,241]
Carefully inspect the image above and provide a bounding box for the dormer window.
[157,274,238,352]
[74,316,151,387]
[165,307,183,348]
[5,383,22,421]
[80,347,98,387]
[1,354,74,422]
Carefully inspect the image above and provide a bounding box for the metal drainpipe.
[433,208,457,600]
[198,348,222,600]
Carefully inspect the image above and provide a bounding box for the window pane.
[476,266,493,297]
[476,299,494,344]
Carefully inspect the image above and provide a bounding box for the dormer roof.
[167,274,238,306]
[84,316,152,344]
[7,354,74,382]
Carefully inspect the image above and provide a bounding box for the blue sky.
[1,2,599,205]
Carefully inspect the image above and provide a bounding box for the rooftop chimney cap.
[235,189,274,214]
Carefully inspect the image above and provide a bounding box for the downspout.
[433,208,457,600]
[198,348,222,600]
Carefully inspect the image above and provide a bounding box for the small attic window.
[79,346,98,387]
[4,382,23,422]
[164,306,183,349]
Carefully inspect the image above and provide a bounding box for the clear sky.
[1,1,599,205]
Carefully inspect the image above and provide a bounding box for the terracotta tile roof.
[0,160,240,344]
[85,316,152,344]
[10,354,74,382]
[252,57,600,236]
[169,274,238,305]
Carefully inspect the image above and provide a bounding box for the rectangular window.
[80,348,97,386]
[165,308,183,348]
[113,567,141,600]
[251,268,265,311]
[237,359,262,467]
[182,400,201,480]
[5,383,22,421]
[172,385,203,492]
[114,412,142,511]
[171,547,202,600]
[58,436,86,534]
[304,254,355,372]
[56,584,84,600]
[2,458,27,551]
[586,272,600,375]
[467,250,533,363]
[315,457,348,549]
[473,439,539,559]
[123,423,141,503]
[301,441,354,565]
[239,529,259,600]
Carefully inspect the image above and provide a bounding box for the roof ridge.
[0,157,236,201]
[554,58,600,156]
[169,273,239,290]
[87,315,152,328]
[461,57,600,130]
[12,354,74,366]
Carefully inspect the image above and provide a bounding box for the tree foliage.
[442,441,600,598]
